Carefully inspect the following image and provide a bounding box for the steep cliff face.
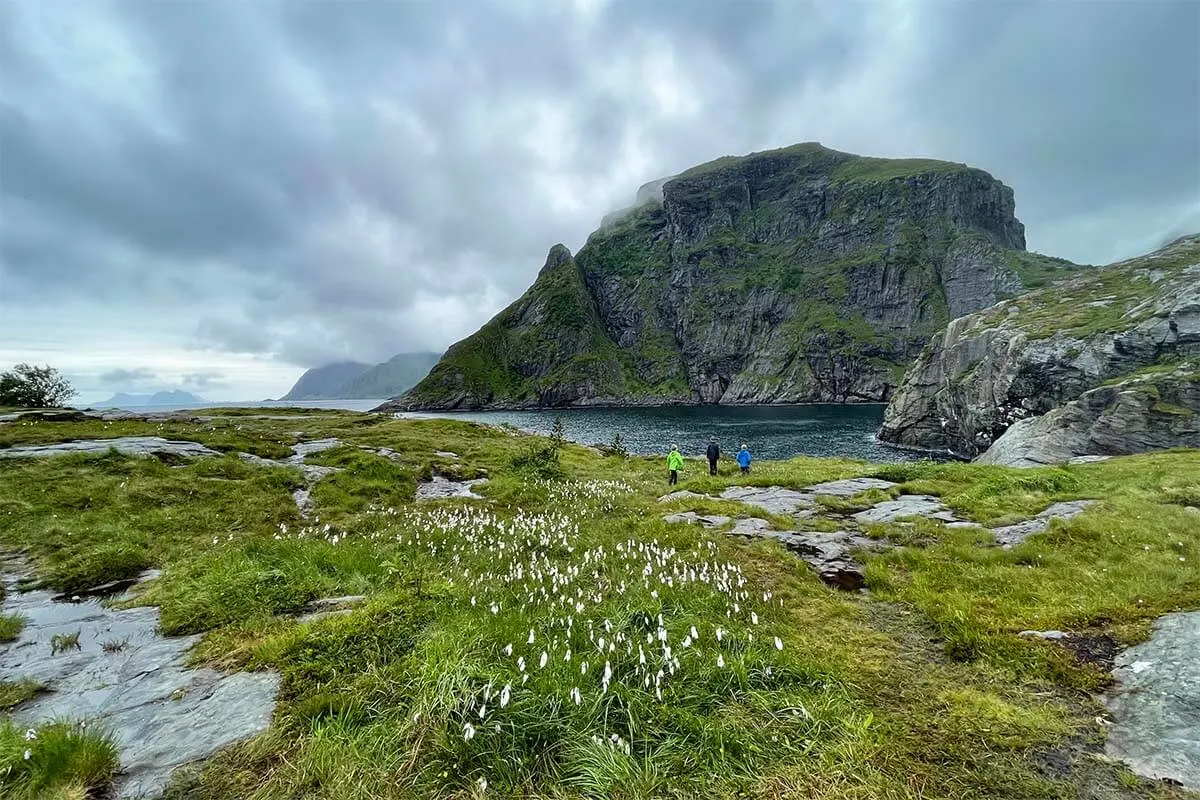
[386,142,1066,411]
[878,234,1200,460]
[975,364,1200,467]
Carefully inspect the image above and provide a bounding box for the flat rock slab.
[729,517,774,536]
[663,512,731,528]
[416,476,487,501]
[1103,611,1200,790]
[0,437,219,460]
[657,490,710,503]
[805,477,897,497]
[991,500,1097,548]
[289,438,341,461]
[720,486,816,516]
[852,495,960,524]
[729,527,884,592]
[0,572,279,799]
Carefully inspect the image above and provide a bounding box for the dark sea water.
[403,404,919,462]
[90,399,918,462]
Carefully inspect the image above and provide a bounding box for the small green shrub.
[510,443,563,480]
[0,613,25,642]
[46,541,151,595]
[0,680,43,710]
[0,718,120,798]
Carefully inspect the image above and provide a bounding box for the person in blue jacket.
[736,443,752,474]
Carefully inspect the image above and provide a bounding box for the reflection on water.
[404,404,917,462]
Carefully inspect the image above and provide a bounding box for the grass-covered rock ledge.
[0,408,1197,799]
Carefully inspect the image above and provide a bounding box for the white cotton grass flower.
[717,654,725,668]
[774,636,784,651]
[539,650,548,669]
[24,729,36,741]
[500,683,511,708]
[463,722,476,741]
[24,749,32,760]
[528,629,536,644]
[502,643,513,656]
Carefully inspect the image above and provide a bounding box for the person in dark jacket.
[705,436,720,475]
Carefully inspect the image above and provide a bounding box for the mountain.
[97,390,205,408]
[339,352,442,399]
[281,354,441,401]
[879,234,1200,463]
[281,362,372,400]
[380,142,1077,412]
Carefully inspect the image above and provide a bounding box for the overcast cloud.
[1,0,1197,402]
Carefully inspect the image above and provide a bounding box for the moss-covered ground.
[0,409,1196,799]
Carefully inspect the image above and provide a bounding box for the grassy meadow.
[0,409,1197,799]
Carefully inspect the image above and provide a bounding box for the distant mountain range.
[281,352,441,401]
[96,390,205,408]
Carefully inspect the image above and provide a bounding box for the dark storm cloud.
[1,0,1196,374]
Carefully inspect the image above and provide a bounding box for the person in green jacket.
[667,444,684,485]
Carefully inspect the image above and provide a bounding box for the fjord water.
[95,399,917,461]
[403,404,918,462]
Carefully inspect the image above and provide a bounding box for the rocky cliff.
[383,143,1074,411]
[878,234,1200,460]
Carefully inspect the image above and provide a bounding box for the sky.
[1,0,1197,403]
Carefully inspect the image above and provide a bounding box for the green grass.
[976,235,1200,341]
[2,411,1196,799]
[0,680,43,711]
[0,718,120,799]
[0,614,25,642]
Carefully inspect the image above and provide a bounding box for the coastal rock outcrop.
[879,234,1200,460]
[379,143,1072,412]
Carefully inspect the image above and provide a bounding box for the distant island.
[95,390,205,408]
[280,352,441,401]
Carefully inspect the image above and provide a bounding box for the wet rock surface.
[663,480,1101,591]
[719,486,816,516]
[416,475,487,501]
[735,529,885,592]
[1103,611,1200,791]
[806,477,898,497]
[663,511,732,528]
[990,500,1097,548]
[0,436,220,460]
[852,495,961,524]
[0,569,279,799]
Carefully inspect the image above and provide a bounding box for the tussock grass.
[0,680,43,710]
[0,614,25,642]
[0,718,120,799]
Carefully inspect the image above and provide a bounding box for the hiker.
[705,436,720,475]
[667,444,684,485]
[737,443,752,474]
